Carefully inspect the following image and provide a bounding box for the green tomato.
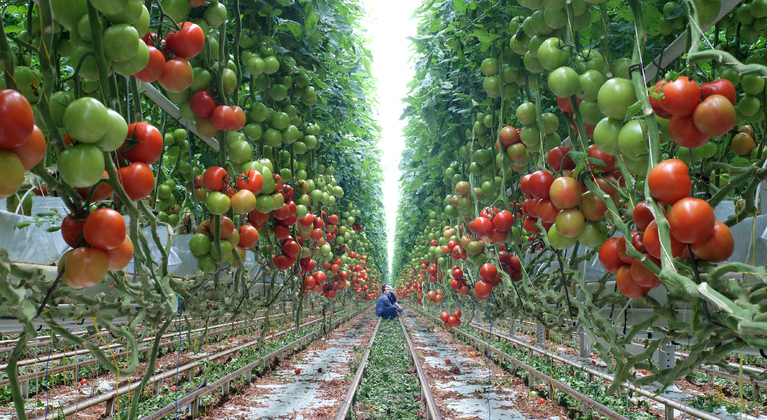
[64,97,110,143]
[205,191,230,215]
[51,0,88,31]
[222,68,237,94]
[617,119,648,159]
[579,101,604,125]
[191,67,212,91]
[104,0,143,24]
[90,0,128,15]
[92,109,128,152]
[255,194,274,213]
[597,78,636,121]
[49,90,75,127]
[70,42,112,81]
[516,102,537,125]
[162,0,190,23]
[209,240,233,261]
[203,2,227,28]
[523,51,544,73]
[577,70,606,102]
[228,140,252,164]
[537,37,570,71]
[263,56,280,74]
[548,66,580,98]
[112,40,149,76]
[593,117,623,156]
[197,255,216,272]
[577,221,607,248]
[244,123,262,141]
[59,144,105,188]
[548,224,578,249]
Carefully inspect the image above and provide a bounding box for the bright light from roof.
[362,0,419,275]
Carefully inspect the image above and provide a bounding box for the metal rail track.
[410,305,634,420]
[334,317,381,420]
[415,306,726,420]
[138,306,368,420]
[3,309,318,397]
[475,317,766,401]
[399,316,443,420]
[28,306,362,420]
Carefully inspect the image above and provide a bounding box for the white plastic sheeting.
[0,196,259,278]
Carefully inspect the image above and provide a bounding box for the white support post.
[579,326,591,358]
[536,322,545,346]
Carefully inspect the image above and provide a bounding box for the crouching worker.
[376,285,401,320]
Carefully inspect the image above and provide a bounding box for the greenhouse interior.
[1,0,767,419]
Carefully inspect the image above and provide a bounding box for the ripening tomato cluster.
[520,148,619,251]
[188,215,260,272]
[599,158,734,298]
[135,22,205,93]
[426,288,445,305]
[440,310,462,330]
[650,77,737,149]
[59,208,133,289]
[0,89,45,199]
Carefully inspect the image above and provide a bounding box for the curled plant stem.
[0,18,16,90]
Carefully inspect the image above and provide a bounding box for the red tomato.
[76,170,113,202]
[549,176,581,209]
[518,174,532,198]
[61,213,86,248]
[666,197,715,244]
[235,169,263,194]
[9,125,46,170]
[84,208,126,251]
[642,220,686,259]
[237,225,259,249]
[690,221,734,262]
[210,105,235,131]
[189,90,216,118]
[492,210,514,231]
[700,79,736,105]
[632,201,664,231]
[231,106,246,131]
[630,254,661,288]
[659,76,701,117]
[134,45,166,83]
[522,216,539,233]
[498,126,520,148]
[123,122,163,164]
[0,89,35,149]
[598,237,624,274]
[105,235,134,271]
[210,216,235,239]
[62,247,109,288]
[473,280,492,301]
[547,146,575,172]
[647,159,691,206]
[535,199,561,223]
[616,265,649,298]
[528,170,554,199]
[165,22,204,59]
[273,254,295,270]
[649,79,673,119]
[118,162,155,201]
[158,57,193,93]
[203,166,229,191]
[471,216,493,237]
[587,144,615,172]
[692,94,736,137]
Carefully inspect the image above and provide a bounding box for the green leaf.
[304,4,319,37]
[14,221,31,230]
[453,0,466,12]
